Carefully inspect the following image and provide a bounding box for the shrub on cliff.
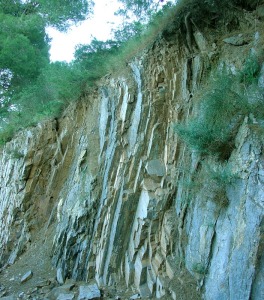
[175,71,246,159]
[0,62,87,145]
[240,53,261,85]
[175,55,263,160]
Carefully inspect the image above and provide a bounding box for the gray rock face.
[0,120,63,266]
[0,7,264,300]
[57,293,75,300]
[145,159,166,177]
[78,284,101,300]
[57,268,65,285]
[223,34,251,46]
[184,122,264,299]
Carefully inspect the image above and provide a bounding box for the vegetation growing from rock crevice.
[179,158,236,207]
[175,53,264,160]
[175,52,264,207]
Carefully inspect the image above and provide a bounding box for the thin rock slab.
[57,267,65,285]
[78,284,101,300]
[20,270,33,283]
[46,284,76,300]
[223,34,250,46]
[129,294,141,300]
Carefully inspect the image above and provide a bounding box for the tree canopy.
[0,12,48,91]
[0,1,94,94]
[116,0,164,21]
[0,0,95,96]
[0,0,175,145]
[0,0,95,143]
[0,0,94,30]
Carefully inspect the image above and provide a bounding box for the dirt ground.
[0,225,150,300]
[0,225,57,298]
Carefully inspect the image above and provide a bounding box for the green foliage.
[75,39,120,84]
[16,62,85,115]
[6,148,24,159]
[0,62,87,144]
[175,62,264,159]
[199,161,236,202]
[0,123,15,145]
[73,5,177,84]
[183,159,235,206]
[203,162,235,187]
[116,0,164,21]
[0,12,49,92]
[0,0,94,98]
[192,262,207,275]
[36,62,86,104]
[0,0,93,30]
[100,2,177,73]
[0,0,95,146]
[0,0,28,16]
[199,158,237,198]
[240,54,261,85]
[175,72,246,158]
[113,21,145,43]
[36,0,93,30]
[4,0,261,149]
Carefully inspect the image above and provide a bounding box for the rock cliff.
[0,2,264,299]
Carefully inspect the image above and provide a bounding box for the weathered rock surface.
[223,34,251,46]
[20,271,33,284]
[0,2,264,300]
[57,268,65,285]
[78,284,101,300]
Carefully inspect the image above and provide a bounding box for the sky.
[46,0,123,62]
[46,0,174,63]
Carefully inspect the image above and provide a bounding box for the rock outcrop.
[0,2,264,299]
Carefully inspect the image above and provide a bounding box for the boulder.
[78,284,101,300]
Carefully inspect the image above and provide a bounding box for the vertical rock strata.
[1,7,264,300]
